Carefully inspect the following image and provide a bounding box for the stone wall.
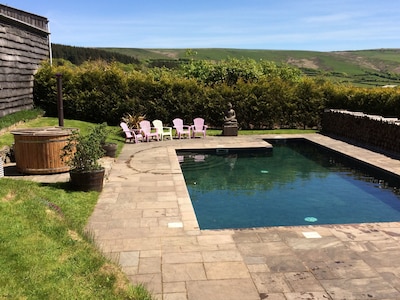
[0,4,50,117]
[322,109,400,155]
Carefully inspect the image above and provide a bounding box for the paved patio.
[5,133,400,299]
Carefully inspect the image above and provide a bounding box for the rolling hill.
[98,47,400,87]
[99,48,400,72]
[63,46,400,87]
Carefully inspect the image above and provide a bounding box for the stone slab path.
[86,134,400,299]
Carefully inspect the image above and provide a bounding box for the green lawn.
[0,112,154,300]
[0,177,154,299]
[0,115,126,152]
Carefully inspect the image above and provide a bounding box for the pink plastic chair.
[120,122,143,143]
[191,118,208,138]
[172,118,191,139]
[139,120,160,142]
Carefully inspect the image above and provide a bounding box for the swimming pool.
[177,139,400,230]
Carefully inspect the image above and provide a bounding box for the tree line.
[51,44,140,65]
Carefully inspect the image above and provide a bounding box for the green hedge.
[33,59,400,129]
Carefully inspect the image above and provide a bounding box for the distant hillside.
[98,48,400,87]
[51,44,140,65]
[99,48,399,72]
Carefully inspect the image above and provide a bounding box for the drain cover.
[304,216,318,222]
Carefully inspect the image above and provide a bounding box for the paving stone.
[237,241,294,258]
[331,224,390,242]
[294,248,333,263]
[138,257,161,274]
[243,255,267,265]
[163,281,187,293]
[187,279,260,300]
[161,236,199,249]
[123,237,161,250]
[163,252,203,264]
[163,293,187,300]
[259,293,286,300]
[354,238,400,251]
[285,236,343,250]
[284,271,325,292]
[232,231,261,243]
[284,292,331,300]
[162,263,207,282]
[196,234,234,245]
[329,259,380,278]
[119,250,139,267]
[320,277,400,299]
[265,255,308,273]
[201,250,242,262]
[307,261,341,280]
[257,231,284,242]
[204,261,250,279]
[358,250,400,268]
[247,263,270,273]
[251,272,291,293]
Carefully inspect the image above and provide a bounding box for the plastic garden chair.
[191,117,208,138]
[172,118,191,139]
[139,120,160,142]
[120,122,143,143]
[152,119,173,141]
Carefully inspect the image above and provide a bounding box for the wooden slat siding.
[0,4,48,33]
[0,4,49,118]
[0,86,33,98]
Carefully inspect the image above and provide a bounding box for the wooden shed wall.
[0,5,49,118]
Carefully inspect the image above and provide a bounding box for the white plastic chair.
[152,119,173,141]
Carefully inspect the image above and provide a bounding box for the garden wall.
[0,4,50,117]
[322,109,400,155]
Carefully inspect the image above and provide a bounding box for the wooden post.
[56,73,64,127]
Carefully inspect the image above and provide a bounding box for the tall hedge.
[33,59,400,128]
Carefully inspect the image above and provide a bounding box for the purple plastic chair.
[172,118,191,139]
[120,122,143,143]
[139,120,160,142]
[191,118,208,138]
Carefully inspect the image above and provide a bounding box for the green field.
[99,47,400,87]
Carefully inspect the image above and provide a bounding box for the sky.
[3,0,400,51]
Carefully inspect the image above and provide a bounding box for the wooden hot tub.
[11,127,77,175]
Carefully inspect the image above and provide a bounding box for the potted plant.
[61,125,106,192]
[94,122,117,158]
[121,113,146,131]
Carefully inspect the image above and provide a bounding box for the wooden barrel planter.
[69,168,105,192]
[102,143,117,158]
[11,127,77,175]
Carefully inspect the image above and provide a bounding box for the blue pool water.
[177,139,400,230]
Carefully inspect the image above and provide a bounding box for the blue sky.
[4,0,400,51]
